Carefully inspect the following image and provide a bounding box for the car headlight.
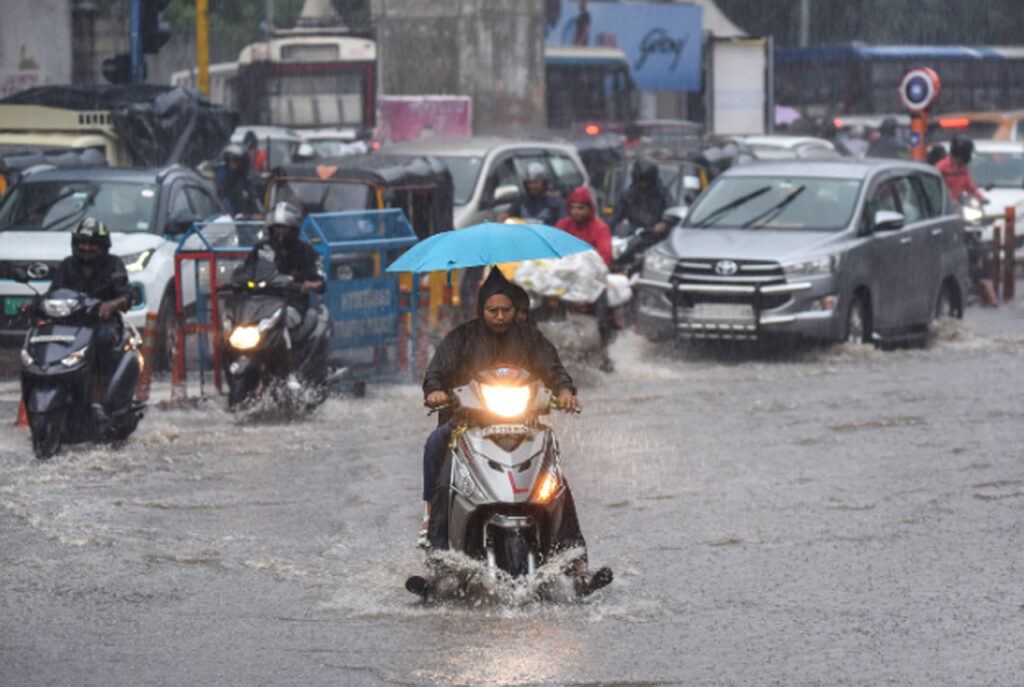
[42,298,78,318]
[21,349,33,367]
[781,255,838,277]
[480,383,531,418]
[643,249,677,274]
[60,345,88,368]
[228,326,260,350]
[961,205,984,223]
[122,249,154,273]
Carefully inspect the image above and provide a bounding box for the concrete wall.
[0,0,73,96]
[372,0,546,134]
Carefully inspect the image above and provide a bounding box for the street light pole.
[197,0,210,97]
[130,0,144,83]
[799,0,810,47]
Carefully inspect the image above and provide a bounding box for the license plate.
[692,303,754,321]
[3,297,31,316]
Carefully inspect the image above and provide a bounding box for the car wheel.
[154,289,177,374]
[934,281,961,320]
[844,293,871,344]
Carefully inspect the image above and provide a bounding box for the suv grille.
[670,259,790,309]
[0,260,63,281]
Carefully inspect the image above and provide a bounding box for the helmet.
[71,217,111,264]
[223,143,248,163]
[265,202,302,250]
[951,135,974,164]
[631,157,659,187]
[524,161,549,183]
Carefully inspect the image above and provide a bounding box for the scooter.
[958,193,996,303]
[15,265,145,460]
[219,253,331,410]
[408,365,611,599]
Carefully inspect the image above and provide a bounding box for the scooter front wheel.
[28,408,64,460]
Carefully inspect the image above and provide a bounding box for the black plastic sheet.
[1,85,239,168]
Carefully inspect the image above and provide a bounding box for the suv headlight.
[122,249,154,273]
[643,250,676,274]
[781,255,838,277]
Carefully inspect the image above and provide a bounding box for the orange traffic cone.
[16,398,28,428]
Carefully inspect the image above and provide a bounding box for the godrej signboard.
[545,0,703,92]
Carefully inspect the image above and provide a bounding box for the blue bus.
[775,45,1024,116]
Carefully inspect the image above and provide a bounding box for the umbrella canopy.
[385,221,595,273]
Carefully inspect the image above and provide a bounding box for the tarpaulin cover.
[1,85,239,168]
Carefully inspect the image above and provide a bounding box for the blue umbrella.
[385,221,594,273]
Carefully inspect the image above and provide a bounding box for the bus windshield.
[258,68,368,128]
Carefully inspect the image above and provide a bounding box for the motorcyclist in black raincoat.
[418,269,607,589]
[607,157,672,250]
[217,143,263,218]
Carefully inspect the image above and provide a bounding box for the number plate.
[692,303,754,321]
[3,297,30,316]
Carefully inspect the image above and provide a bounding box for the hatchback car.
[636,158,969,346]
[379,137,591,228]
[0,165,226,367]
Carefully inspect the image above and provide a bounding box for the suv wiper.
[39,186,100,231]
[690,186,771,228]
[740,185,805,228]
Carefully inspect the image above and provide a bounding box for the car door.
[889,175,937,323]
[907,172,954,321]
[862,176,914,331]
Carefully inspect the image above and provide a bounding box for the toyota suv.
[0,165,226,368]
[636,158,970,346]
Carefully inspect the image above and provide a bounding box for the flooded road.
[2,304,1023,685]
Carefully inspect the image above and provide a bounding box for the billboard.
[545,0,703,92]
[378,96,473,143]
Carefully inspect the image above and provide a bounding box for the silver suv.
[636,158,969,345]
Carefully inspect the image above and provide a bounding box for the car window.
[436,155,484,205]
[481,157,519,205]
[914,174,944,217]
[862,179,900,233]
[970,149,1024,188]
[893,177,924,223]
[548,153,584,194]
[1016,119,1024,141]
[186,186,221,219]
[168,186,191,220]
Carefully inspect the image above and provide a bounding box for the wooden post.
[991,226,1002,300]
[1004,207,1016,301]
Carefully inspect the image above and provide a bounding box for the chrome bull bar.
[635,278,813,339]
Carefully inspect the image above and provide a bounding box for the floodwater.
[1,303,1023,685]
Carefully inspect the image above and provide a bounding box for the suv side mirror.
[872,209,905,232]
[168,210,201,236]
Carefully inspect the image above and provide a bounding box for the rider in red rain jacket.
[555,186,613,267]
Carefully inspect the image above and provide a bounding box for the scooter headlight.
[20,349,33,367]
[480,384,531,418]
[961,205,984,223]
[60,345,88,368]
[228,326,260,350]
[42,298,78,318]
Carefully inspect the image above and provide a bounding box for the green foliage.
[715,0,1024,47]
[163,0,366,62]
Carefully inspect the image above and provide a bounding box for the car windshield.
[686,176,862,231]
[436,155,484,205]
[268,179,374,214]
[0,180,157,233]
[970,150,1024,188]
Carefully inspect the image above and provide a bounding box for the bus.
[545,45,638,131]
[171,34,376,130]
[775,45,1024,117]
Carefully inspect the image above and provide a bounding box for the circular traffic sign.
[899,68,941,112]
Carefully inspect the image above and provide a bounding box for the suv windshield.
[0,180,157,233]
[970,150,1024,188]
[687,176,862,231]
[437,155,484,205]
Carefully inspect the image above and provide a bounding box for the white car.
[379,136,592,228]
[0,165,229,370]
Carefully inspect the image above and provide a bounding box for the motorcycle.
[408,364,611,598]
[958,192,996,302]
[14,265,145,460]
[219,253,331,410]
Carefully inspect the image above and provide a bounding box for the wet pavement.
[1,299,1023,685]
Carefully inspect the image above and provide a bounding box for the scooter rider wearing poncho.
[419,268,608,589]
